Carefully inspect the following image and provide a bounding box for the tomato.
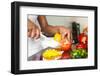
[61,52,71,59]
[61,43,71,51]
[60,38,71,51]
[76,43,87,49]
[78,33,88,44]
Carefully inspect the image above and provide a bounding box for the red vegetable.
[61,52,71,59]
[76,43,87,49]
[78,33,88,44]
[60,39,71,51]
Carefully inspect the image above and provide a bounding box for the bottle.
[72,22,80,44]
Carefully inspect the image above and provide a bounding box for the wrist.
[55,26,61,33]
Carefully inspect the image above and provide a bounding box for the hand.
[58,26,71,42]
[28,19,40,39]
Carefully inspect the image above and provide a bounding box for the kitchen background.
[46,16,88,32]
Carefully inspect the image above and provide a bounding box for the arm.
[38,16,59,36]
[38,16,71,41]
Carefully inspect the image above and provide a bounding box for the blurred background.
[46,16,88,33]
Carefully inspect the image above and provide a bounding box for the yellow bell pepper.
[54,33,61,42]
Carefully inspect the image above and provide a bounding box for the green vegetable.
[71,49,87,59]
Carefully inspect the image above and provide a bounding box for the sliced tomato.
[60,38,71,51]
[61,43,71,51]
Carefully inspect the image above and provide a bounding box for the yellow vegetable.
[43,49,61,60]
[54,33,61,42]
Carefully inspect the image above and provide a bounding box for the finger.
[67,33,70,41]
[62,32,67,40]
[35,29,40,39]
[31,29,36,38]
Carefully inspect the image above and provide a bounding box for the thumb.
[61,33,68,40]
